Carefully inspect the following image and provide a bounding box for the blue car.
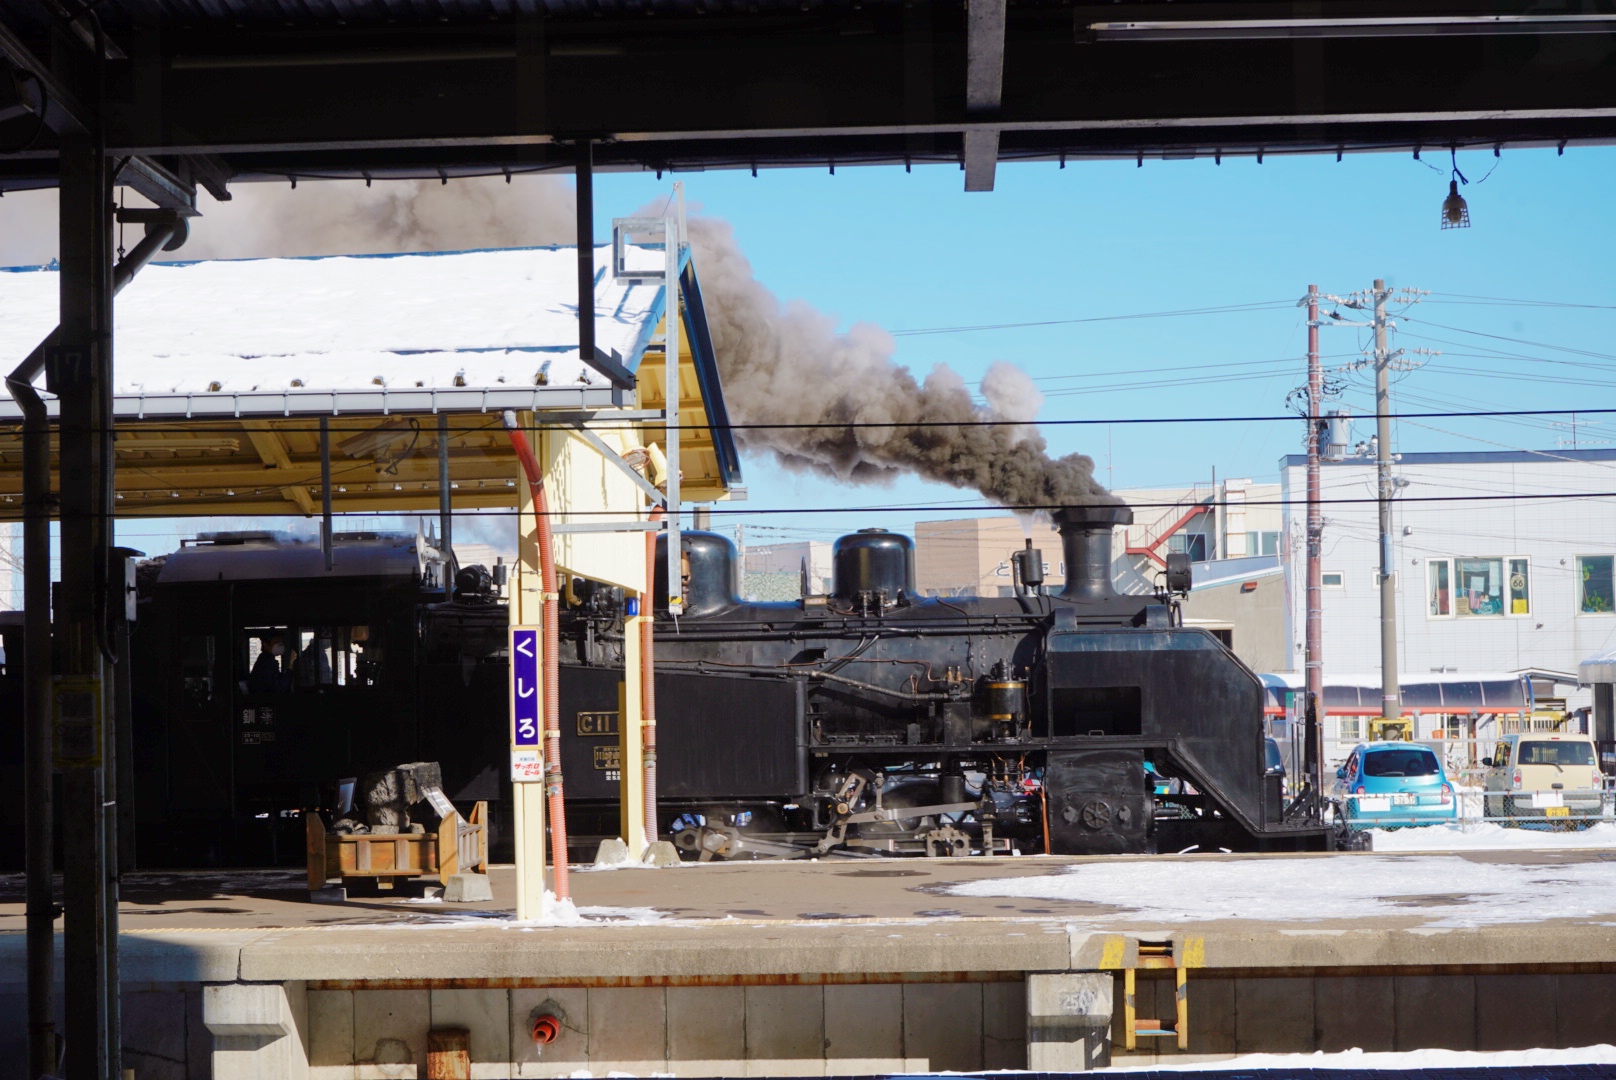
[1335,742,1457,828]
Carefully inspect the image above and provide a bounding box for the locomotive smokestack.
[1053,504,1133,601]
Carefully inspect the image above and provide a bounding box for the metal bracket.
[611,216,672,284]
[584,345,635,391]
[568,422,666,508]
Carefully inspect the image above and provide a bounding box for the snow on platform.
[1369,821,1616,852]
[944,853,1616,928]
[1100,1044,1616,1073]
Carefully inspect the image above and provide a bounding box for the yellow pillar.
[511,432,548,920]
[620,595,647,858]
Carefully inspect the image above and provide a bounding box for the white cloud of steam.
[0,176,1110,507]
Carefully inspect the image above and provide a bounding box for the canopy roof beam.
[243,422,316,514]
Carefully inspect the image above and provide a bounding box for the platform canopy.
[1259,671,1533,715]
[6,1,1616,197]
[0,244,741,515]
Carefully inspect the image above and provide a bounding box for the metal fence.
[1335,788,1614,831]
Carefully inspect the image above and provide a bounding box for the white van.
[1482,733,1603,822]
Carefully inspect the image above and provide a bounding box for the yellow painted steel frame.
[1125,943,1189,1052]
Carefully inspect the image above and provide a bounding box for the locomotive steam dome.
[655,531,741,616]
[832,528,915,602]
[1052,503,1134,601]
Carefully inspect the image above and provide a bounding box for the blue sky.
[7,145,1614,561]
[588,147,1616,545]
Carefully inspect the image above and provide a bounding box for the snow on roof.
[1579,646,1616,684]
[0,245,669,402]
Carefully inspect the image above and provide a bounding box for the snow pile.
[497,891,668,929]
[1101,1044,1616,1072]
[1371,820,1616,851]
[944,854,1616,927]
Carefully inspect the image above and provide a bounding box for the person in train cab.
[249,633,290,694]
[295,633,335,688]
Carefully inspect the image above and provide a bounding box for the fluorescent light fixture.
[1087,15,1616,42]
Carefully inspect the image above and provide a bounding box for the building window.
[1321,572,1344,589]
[1245,530,1279,557]
[1427,559,1450,616]
[1579,555,1615,615]
[1454,558,1504,617]
[1427,556,1529,618]
[1508,558,1530,615]
[1168,533,1209,561]
[1337,717,1363,743]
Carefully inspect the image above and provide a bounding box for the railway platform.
[3,849,1615,1078]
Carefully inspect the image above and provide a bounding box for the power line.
[1426,292,1616,311]
[11,489,1614,524]
[888,300,1297,337]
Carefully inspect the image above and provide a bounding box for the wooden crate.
[306,801,487,892]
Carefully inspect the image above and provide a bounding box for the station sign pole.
[511,442,549,920]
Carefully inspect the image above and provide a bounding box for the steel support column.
[54,131,118,1080]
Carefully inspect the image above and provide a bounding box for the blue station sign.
[511,627,540,747]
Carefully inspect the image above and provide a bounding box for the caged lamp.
[1440,180,1470,228]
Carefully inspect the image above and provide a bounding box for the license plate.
[1392,794,1416,805]
[1545,806,1570,818]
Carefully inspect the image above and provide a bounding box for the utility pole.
[1372,279,1402,729]
[1304,284,1324,801]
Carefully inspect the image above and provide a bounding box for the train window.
[181,635,216,707]
[241,625,381,694]
[1052,686,1143,738]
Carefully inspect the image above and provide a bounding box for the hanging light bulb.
[1441,179,1469,229]
[1441,148,1470,229]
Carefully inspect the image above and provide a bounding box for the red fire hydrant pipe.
[503,412,570,902]
[643,509,661,845]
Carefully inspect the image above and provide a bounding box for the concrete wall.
[9,968,1614,1077]
[1112,969,1616,1068]
[303,980,1026,1078]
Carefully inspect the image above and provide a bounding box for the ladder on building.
[1123,940,1188,1051]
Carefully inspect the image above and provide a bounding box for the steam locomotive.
[559,503,1330,858]
[84,502,1334,868]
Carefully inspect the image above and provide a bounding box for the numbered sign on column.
[510,626,543,782]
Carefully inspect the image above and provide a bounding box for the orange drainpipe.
[502,412,570,901]
[643,508,661,845]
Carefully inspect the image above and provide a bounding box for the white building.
[743,540,832,597]
[1279,448,1616,753]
